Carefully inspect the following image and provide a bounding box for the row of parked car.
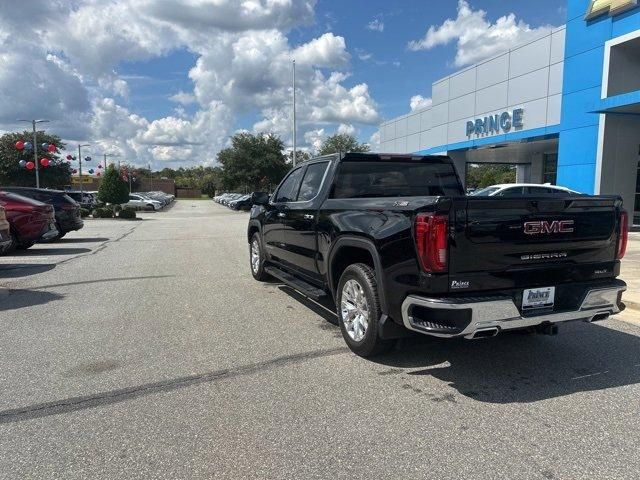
[213,192,269,211]
[0,186,176,253]
[0,187,80,253]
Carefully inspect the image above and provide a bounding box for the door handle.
[277,212,287,218]
[303,214,314,220]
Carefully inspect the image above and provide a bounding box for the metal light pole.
[77,144,90,196]
[19,119,49,188]
[292,59,297,168]
[102,153,120,171]
[148,162,153,191]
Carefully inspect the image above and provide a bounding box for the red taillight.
[617,210,629,259]
[61,203,77,211]
[415,213,448,273]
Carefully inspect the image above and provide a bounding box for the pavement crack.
[0,346,348,424]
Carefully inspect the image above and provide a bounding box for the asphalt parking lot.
[1,200,639,479]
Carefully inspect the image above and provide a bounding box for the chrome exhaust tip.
[471,327,499,339]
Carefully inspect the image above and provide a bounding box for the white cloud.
[368,131,380,151]
[408,0,556,67]
[304,129,326,152]
[366,19,384,32]
[410,95,432,112]
[355,48,372,61]
[0,0,379,167]
[170,91,198,105]
[337,123,355,136]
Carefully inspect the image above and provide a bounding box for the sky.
[0,0,567,169]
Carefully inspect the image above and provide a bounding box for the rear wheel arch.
[328,236,388,315]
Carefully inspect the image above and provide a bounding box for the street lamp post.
[102,153,120,171]
[77,144,90,196]
[19,119,49,188]
[292,59,297,168]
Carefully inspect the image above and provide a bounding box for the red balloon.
[72,169,78,174]
[47,144,56,153]
[26,161,35,170]
[66,155,73,160]
[97,172,101,177]
[15,141,25,151]
[40,158,50,167]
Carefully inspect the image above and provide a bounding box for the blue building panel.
[562,46,605,94]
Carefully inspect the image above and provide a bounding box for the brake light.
[61,203,76,210]
[415,213,448,273]
[617,210,629,259]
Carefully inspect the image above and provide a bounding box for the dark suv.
[1,187,83,240]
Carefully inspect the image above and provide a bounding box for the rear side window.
[275,168,304,203]
[330,161,462,199]
[497,187,525,196]
[297,162,329,201]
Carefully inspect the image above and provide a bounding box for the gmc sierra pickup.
[247,153,628,357]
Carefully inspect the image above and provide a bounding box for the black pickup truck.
[247,153,628,357]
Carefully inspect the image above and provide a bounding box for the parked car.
[122,194,163,211]
[229,192,269,211]
[248,153,628,357]
[140,191,173,206]
[64,190,97,208]
[0,191,58,251]
[1,187,83,240]
[470,183,580,197]
[0,206,11,252]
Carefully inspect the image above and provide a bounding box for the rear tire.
[16,241,35,250]
[336,263,393,357]
[250,232,270,281]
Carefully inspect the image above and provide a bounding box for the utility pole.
[102,152,120,171]
[19,119,49,188]
[292,59,297,168]
[77,144,90,196]
[149,163,153,190]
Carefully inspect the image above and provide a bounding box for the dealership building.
[379,0,640,224]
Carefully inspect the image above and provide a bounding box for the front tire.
[336,263,393,357]
[249,232,269,281]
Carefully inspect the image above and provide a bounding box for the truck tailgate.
[449,196,622,291]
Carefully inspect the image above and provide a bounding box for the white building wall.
[379,26,566,154]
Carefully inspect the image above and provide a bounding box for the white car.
[470,183,581,197]
[122,194,163,211]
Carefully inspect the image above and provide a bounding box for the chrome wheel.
[340,279,369,342]
[250,239,261,273]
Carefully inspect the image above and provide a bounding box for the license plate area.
[522,287,555,310]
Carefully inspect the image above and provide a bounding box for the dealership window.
[542,154,558,185]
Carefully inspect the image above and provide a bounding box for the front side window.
[274,168,304,203]
[297,162,329,201]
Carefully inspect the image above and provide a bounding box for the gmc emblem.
[524,220,575,235]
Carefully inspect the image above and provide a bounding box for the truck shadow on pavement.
[372,321,640,404]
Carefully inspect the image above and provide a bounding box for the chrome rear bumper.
[401,283,627,339]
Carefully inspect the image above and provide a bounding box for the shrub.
[92,208,114,218]
[118,208,137,219]
[80,208,90,218]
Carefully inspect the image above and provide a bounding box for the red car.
[0,191,59,251]
[0,206,10,252]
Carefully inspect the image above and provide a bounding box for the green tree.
[287,150,312,165]
[466,164,517,189]
[318,133,370,156]
[217,133,289,191]
[0,131,70,187]
[98,165,130,208]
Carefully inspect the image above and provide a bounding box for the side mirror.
[252,192,269,205]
